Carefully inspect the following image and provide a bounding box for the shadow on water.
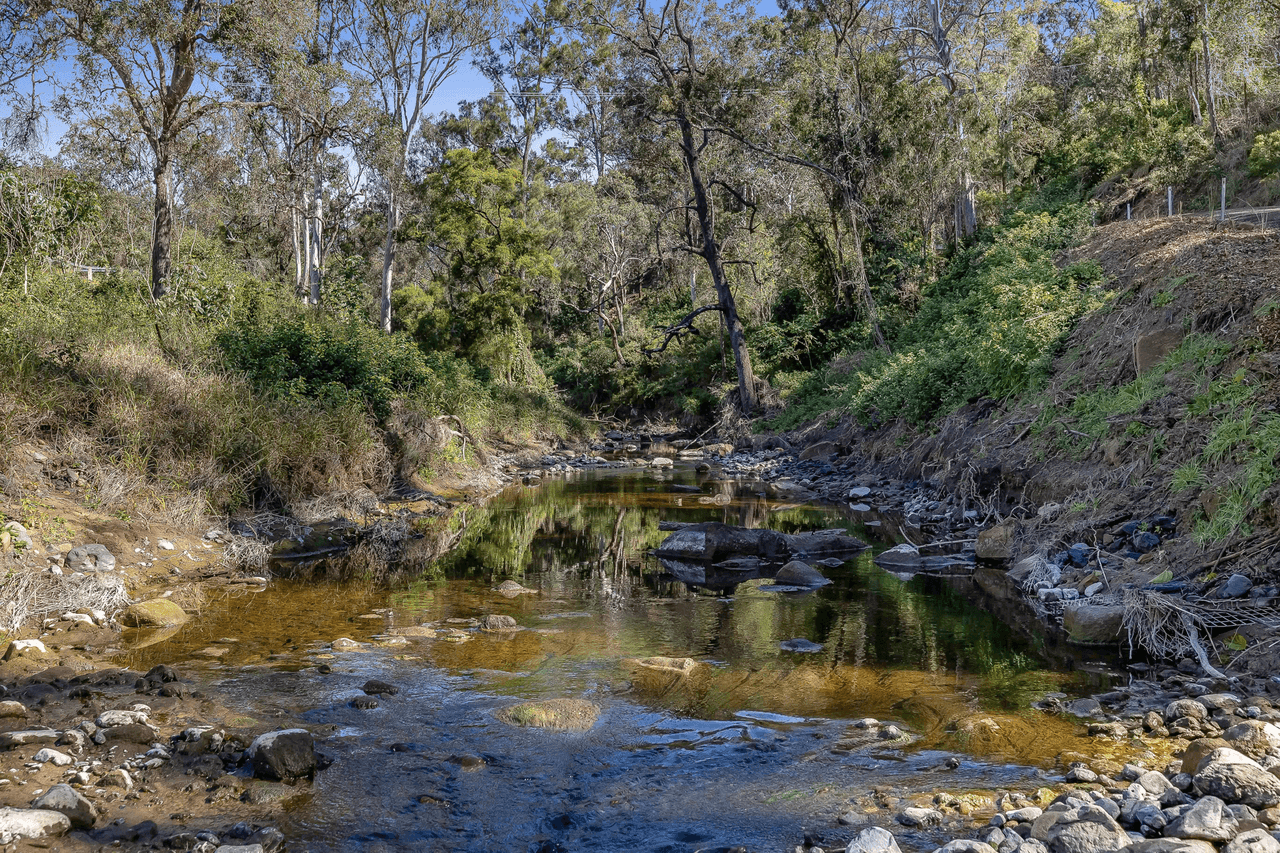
[116,467,1143,853]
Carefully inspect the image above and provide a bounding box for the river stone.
[1166,699,1208,722]
[65,543,115,572]
[774,561,831,587]
[101,723,157,744]
[0,701,24,718]
[845,825,901,853]
[32,748,72,766]
[1163,796,1235,841]
[32,784,95,829]
[975,523,1016,561]
[1222,720,1280,757]
[96,709,148,727]
[0,807,70,842]
[650,457,673,468]
[799,441,837,461]
[1222,574,1253,598]
[0,729,58,749]
[1007,807,1045,822]
[1181,738,1230,774]
[935,843,996,853]
[100,768,132,789]
[896,807,943,827]
[780,638,824,653]
[1045,806,1131,853]
[1193,748,1280,808]
[626,656,701,676]
[362,679,399,696]
[493,580,535,596]
[1136,770,1177,796]
[1223,827,1280,853]
[479,614,518,631]
[494,699,599,732]
[215,846,265,853]
[1120,841,1216,853]
[248,729,317,782]
[120,598,188,628]
[1062,603,1125,645]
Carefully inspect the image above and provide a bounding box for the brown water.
[117,467,1142,853]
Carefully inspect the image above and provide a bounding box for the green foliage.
[1248,131,1280,178]
[771,199,1105,430]
[215,317,443,421]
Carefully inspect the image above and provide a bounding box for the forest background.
[1,0,1278,518]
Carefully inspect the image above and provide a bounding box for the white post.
[1126,203,1131,221]
[1167,186,1174,217]
[1220,177,1227,221]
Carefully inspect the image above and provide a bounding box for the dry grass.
[0,568,130,634]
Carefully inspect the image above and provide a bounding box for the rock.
[1181,738,1230,774]
[350,696,378,710]
[96,709,148,727]
[1222,574,1253,598]
[248,729,317,782]
[1134,328,1186,375]
[157,539,175,550]
[0,701,24,718]
[1062,603,1125,645]
[0,522,33,552]
[1045,805,1131,852]
[1222,720,1280,757]
[494,699,599,732]
[493,580,535,597]
[845,826,901,853]
[478,614,518,631]
[975,523,1016,562]
[1066,767,1098,783]
[934,843,996,853]
[626,656,701,676]
[654,521,864,563]
[31,748,72,766]
[1120,841,1216,853]
[650,457,674,468]
[31,784,95,829]
[799,441,838,461]
[120,598,189,628]
[780,638,824,652]
[1008,808,1045,822]
[1193,748,1280,809]
[1222,828,1280,853]
[896,807,943,827]
[1166,699,1209,721]
[2,639,48,661]
[331,637,362,650]
[1136,770,1176,796]
[65,544,115,572]
[101,723,156,744]
[774,561,831,588]
[1163,796,1235,841]
[215,846,266,853]
[100,768,132,789]
[0,807,70,842]
[849,486,872,499]
[362,679,399,696]
[0,729,58,749]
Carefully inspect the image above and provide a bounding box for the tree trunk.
[380,191,398,332]
[1188,60,1203,125]
[955,170,976,241]
[310,165,323,305]
[1201,4,1220,139]
[301,185,313,301]
[676,111,756,415]
[840,185,888,352]
[151,152,174,300]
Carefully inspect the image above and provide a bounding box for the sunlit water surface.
[118,468,1136,853]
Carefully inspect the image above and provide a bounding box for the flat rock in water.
[773,560,831,587]
[478,614,518,631]
[779,638,823,653]
[120,599,188,628]
[362,679,399,696]
[494,699,599,732]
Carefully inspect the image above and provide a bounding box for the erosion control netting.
[1120,588,1280,677]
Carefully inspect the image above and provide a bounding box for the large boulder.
[1192,747,1280,809]
[31,784,95,829]
[248,729,317,782]
[975,523,1017,562]
[120,598,189,628]
[1162,796,1235,842]
[654,522,866,563]
[1223,828,1280,853]
[0,807,70,843]
[1044,804,1130,853]
[1221,720,1280,757]
[798,441,838,461]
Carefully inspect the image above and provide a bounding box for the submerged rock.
[774,561,831,587]
[494,699,599,732]
[654,521,865,564]
[120,599,189,628]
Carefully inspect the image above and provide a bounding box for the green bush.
[1248,131,1280,178]
[215,318,443,421]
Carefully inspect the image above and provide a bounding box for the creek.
[116,466,1139,853]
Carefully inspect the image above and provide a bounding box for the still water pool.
[119,467,1137,853]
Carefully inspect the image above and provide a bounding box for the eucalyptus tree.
[337,0,507,332]
[0,0,308,299]
[590,0,762,414]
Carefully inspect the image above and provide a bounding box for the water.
[118,467,1137,853]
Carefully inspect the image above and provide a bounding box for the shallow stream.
[118,467,1139,853]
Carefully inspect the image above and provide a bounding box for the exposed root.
[1121,589,1226,677]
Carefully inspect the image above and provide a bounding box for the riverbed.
[114,466,1139,853]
